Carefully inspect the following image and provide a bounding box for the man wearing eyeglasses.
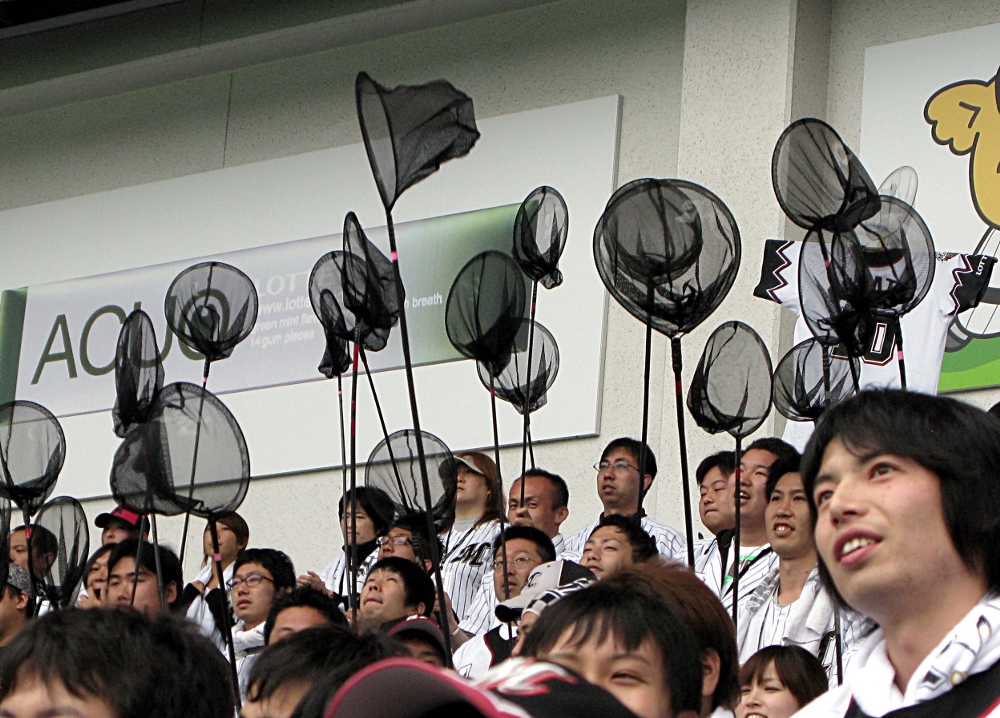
[451,525,556,678]
[227,548,296,699]
[562,438,686,563]
[375,516,443,574]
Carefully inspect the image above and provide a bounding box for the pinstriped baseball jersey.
[458,532,567,637]
[562,516,686,563]
[318,548,380,600]
[696,535,778,613]
[440,517,501,623]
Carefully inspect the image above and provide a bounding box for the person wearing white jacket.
[794,390,1000,717]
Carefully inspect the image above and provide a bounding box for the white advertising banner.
[0,95,621,499]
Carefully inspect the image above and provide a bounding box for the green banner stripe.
[0,289,27,405]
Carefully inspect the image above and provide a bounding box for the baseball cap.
[495,560,594,623]
[5,564,31,593]
[95,506,145,530]
[385,616,448,660]
[325,656,642,718]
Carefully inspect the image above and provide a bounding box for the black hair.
[602,437,657,479]
[389,514,445,572]
[337,487,395,537]
[802,389,1000,600]
[248,625,368,704]
[518,468,570,509]
[366,557,435,616]
[740,645,828,709]
[590,514,658,564]
[764,455,802,501]
[108,539,183,609]
[696,451,736,486]
[264,585,347,644]
[492,525,557,564]
[0,609,233,718]
[234,548,296,591]
[745,437,801,469]
[522,571,702,716]
[287,631,407,718]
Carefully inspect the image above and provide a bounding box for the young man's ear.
[700,648,721,701]
[14,591,28,612]
[554,505,569,524]
[165,582,179,606]
[642,474,654,492]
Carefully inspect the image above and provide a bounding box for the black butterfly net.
[310,251,393,352]
[356,72,480,212]
[0,498,10,560]
[319,331,353,379]
[595,178,741,564]
[772,118,881,233]
[687,320,772,625]
[365,429,457,524]
[594,178,740,337]
[113,382,250,520]
[445,251,528,379]
[513,186,569,290]
[31,496,89,609]
[688,321,774,440]
[773,338,858,423]
[342,212,402,347]
[113,310,164,439]
[0,401,65,519]
[477,319,559,415]
[164,261,258,369]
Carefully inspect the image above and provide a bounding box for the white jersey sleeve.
[441,519,501,623]
[318,548,379,599]
[459,574,500,636]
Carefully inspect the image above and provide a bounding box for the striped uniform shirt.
[458,534,567,637]
[695,535,778,614]
[318,547,380,601]
[562,515,686,563]
[440,517,502,623]
[453,623,516,679]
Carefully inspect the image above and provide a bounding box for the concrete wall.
[4,0,1000,579]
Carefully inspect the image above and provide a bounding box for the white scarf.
[851,594,1000,714]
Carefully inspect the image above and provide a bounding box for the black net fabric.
[319,331,352,379]
[356,72,480,211]
[31,496,89,609]
[798,232,876,356]
[854,196,936,320]
[342,212,402,344]
[445,251,528,379]
[594,178,740,338]
[113,310,164,438]
[773,338,858,423]
[110,382,249,519]
[477,319,559,415]
[772,118,881,233]
[310,251,392,352]
[0,498,10,559]
[365,429,456,523]
[0,401,65,516]
[687,321,773,439]
[512,186,569,289]
[164,261,258,364]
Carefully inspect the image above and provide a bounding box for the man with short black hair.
[562,437,686,562]
[0,609,234,718]
[459,469,572,638]
[696,437,798,614]
[356,556,436,634]
[229,548,296,698]
[797,390,1000,716]
[374,515,443,574]
[105,539,183,619]
[580,513,658,579]
[451,525,556,677]
[264,585,347,645]
[696,451,736,537]
[0,564,34,654]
